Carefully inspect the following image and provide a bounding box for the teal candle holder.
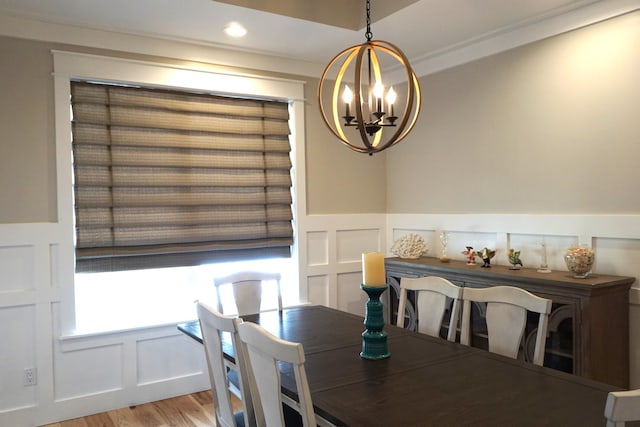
[360,284,390,360]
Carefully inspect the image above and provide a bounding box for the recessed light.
[224,22,247,38]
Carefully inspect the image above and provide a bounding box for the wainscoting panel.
[593,237,640,278]
[301,214,386,312]
[387,214,640,281]
[337,271,366,316]
[508,234,576,272]
[137,334,204,385]
[336,228,381,263]
[307,274,329,307]
[445,231,501,263]
[54,343,124,400]
[306,231,328,266]
[0,304,37,411]
[0,244,35,293]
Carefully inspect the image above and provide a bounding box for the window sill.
[58,320,196,353]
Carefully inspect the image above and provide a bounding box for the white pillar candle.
[362,252,386,286]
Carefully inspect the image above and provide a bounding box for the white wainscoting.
[2,212,639,425]
[299,214,387,317]
[0,223,210,427]
[0,213,389,426]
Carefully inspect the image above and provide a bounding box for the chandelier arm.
[318,48,363,149]
[367,41,421,150]
[367,46,383,148]
[380,40,418,134]
[318,57,348,144]
[391,74,422,146]
[354,44,373,149]
[332,48,360,142]
[380,73,420,150]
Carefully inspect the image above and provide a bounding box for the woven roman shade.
[70,81,293,272]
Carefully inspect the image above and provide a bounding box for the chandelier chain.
[365,0,372,41]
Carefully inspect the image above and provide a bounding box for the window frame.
[53,51,306,335]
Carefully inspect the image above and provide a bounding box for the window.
[73,258,294,333]
[70,81,293,271]
[53,51,305,335]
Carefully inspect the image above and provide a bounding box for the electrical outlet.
[23,368,37,386]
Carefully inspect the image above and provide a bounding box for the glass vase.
[564,245,595,278]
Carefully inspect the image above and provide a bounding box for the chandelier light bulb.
[373,81,384,98]
[343,85,353,118]
[386,86,396,105]
[373,81,384,113]
[386,86,396,117]
[342,85,353,103]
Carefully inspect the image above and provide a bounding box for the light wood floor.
[40,390,242,427]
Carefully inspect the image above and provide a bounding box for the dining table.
[178,304,627,427]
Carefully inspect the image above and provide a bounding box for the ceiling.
[0,0,624,68]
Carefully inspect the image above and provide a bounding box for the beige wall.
[0,36,385,225]
[387,11,640,214]
[2,13,636,222]
[0,37,57,223]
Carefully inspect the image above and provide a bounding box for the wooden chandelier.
[318,0,421,155]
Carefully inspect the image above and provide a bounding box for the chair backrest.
[460,285,552,366]
[397,276,462,342]
[197,302,257,427]
[605,389,640,427]
[237,321,316,427]
[214,271,283,316]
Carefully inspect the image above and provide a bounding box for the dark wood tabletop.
[178,304,623,427]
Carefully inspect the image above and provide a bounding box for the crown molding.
[0,14,325,78]
[1,0,638,81]
[409,0,639,78]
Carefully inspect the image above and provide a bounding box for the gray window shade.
[70,81,293,272]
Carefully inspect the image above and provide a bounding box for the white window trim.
[53,50,307,336]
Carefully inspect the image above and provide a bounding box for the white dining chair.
[214,271,284,400]
[238,321,316,427]
[196,301,259,427]
[604,389,640,426]
[215,271,283,316]
[460,285,552,366]
[396,276,462,342]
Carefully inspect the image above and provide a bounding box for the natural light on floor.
[74,257,297,334]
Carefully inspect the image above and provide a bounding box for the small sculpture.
[476,247,496,268]
[508,249,523,270]
[537,242,551,273]
[439,232,450,263]
[391,233,428,259]
[462,246,477,265]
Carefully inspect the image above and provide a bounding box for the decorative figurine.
[476,247,496,268]
[462,246,477,265]
[439,232,450,263]
[390,233,428,259]
[508,249,523,270]
[537,242,552,273]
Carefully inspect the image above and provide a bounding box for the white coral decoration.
[391,234,428,259]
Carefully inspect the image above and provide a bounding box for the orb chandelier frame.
[318,0,421,155]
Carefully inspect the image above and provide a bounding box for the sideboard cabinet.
[385,256,634,388]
